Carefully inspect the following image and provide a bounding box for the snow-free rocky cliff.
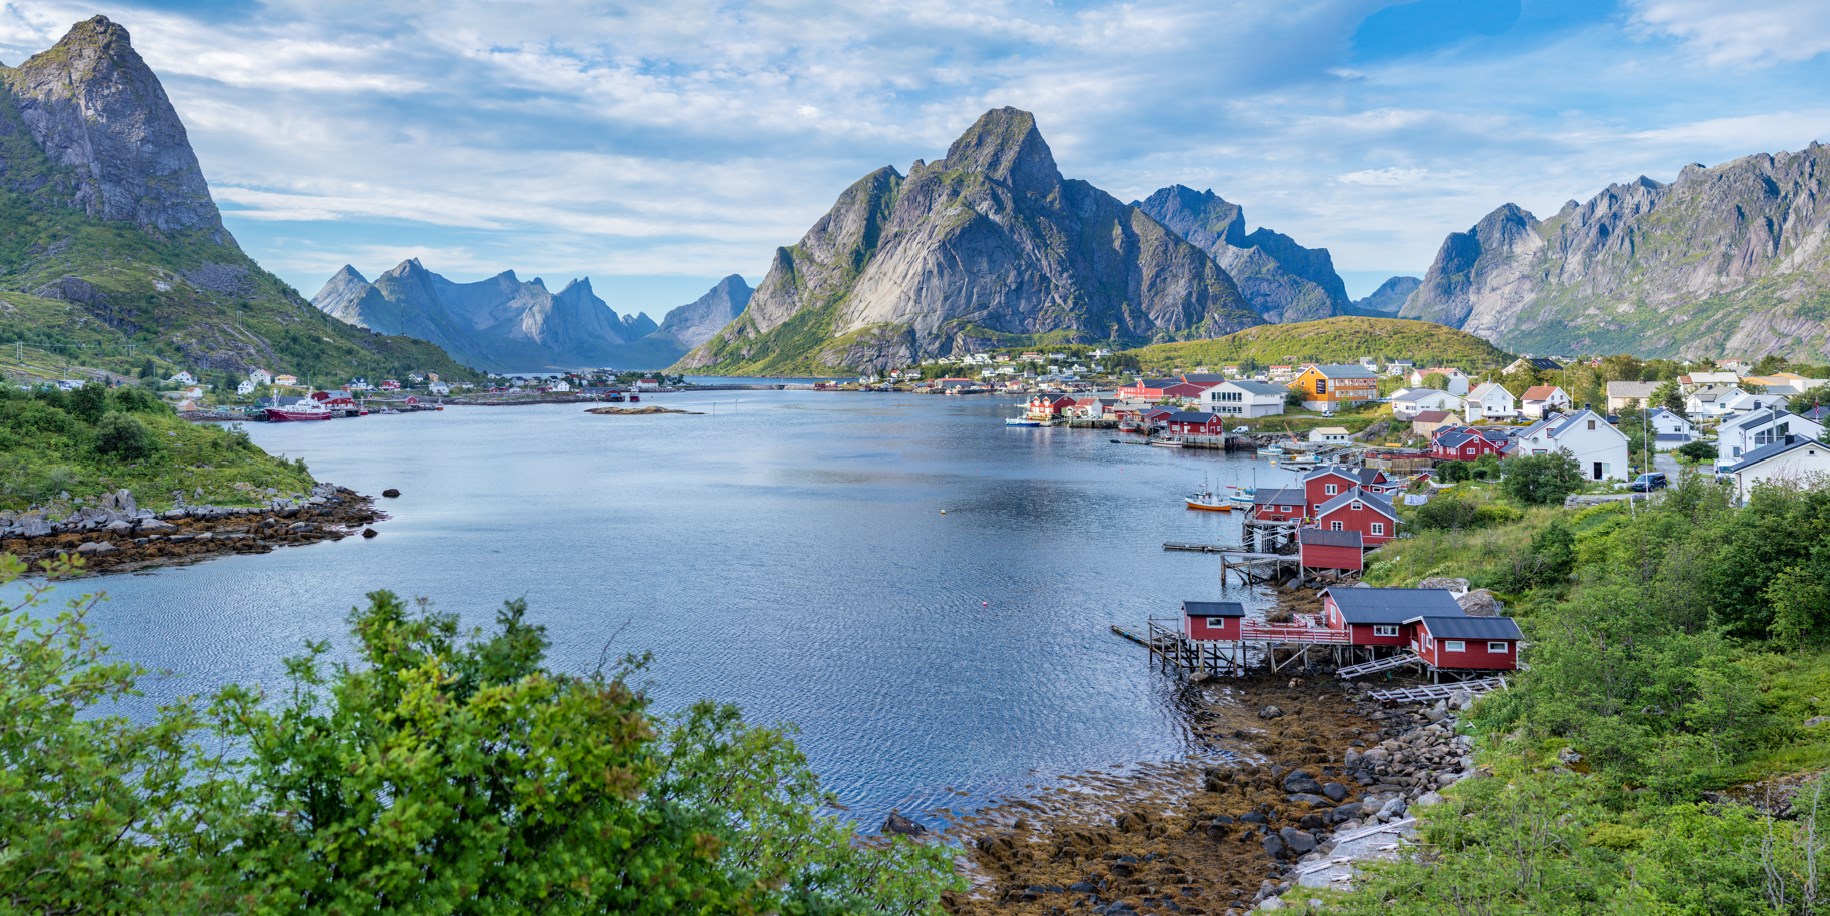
[1402,145,1830,360]
[678,108,1265,375]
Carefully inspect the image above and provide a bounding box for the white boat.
[1283,453,1318,470]
[1005,417,1044,427]
[1257,444,1285,458]
[264,398,333,422]
[1186,476,1232,511]
[1230,486,1256,509]
[1150,436,1185,448]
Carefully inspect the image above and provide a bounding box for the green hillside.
[1126,316,1512,371]
[0,190,478,386]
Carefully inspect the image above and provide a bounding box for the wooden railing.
[1240,619,1351,644]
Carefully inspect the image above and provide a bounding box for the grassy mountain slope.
[1125,316,1512,371]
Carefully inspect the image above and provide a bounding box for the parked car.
[1629,472,1668,492]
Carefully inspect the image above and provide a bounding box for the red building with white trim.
[1311,488,1399,545]
[1408,616,1521,670]
[1298,528,1364,573]
[1181,600,1244,641]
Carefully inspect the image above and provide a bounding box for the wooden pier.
[1139,616,1355,676]
[1366,677,1508,703]
[1218,550,1300,585]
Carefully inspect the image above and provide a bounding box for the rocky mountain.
[0,16,474,381]
[1134,185,1349,322]
[678,108,1261,375]
[1401,145,1830,359]
[650,274,751,350]
[313,262,745,371]
[1348,276,1421,315]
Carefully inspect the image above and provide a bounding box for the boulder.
[1457,588,1504,617]
[1417,576,1469,596]
[1278,827,1318,855]
[1414,791,1445,808]
[1557,747,1584,766]
[1321,782,1350,802]
[1258,705,1285,720]
[1285,793,1333,807]
[1282,770,1322,794]
[138,518,176,533]
[881,811,927,837]
[382,488,401,498]
[361,527,379,539]
[75,540,117,555]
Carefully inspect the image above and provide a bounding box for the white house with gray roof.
[1508,408,1631,481]
[1727,435,1830,502]
[1199,379,1287,418]
[1716,409,1826,472]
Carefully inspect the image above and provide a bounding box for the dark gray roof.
[1727,435,1828,474]
[1315,488,1396,519]
[1311,363,1377,379]
[1181,373,1228,384]
[1409,615,1523,640]
[1300,528,1364,548]
[1166,410,1219,423]
[1183,600,1244,618]
[1253,487,1306,506]
[1225,380,1287,396]
[1324,587,1464,624]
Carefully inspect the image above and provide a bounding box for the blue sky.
[3,1,1829,314]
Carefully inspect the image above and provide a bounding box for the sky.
[3,0,1830,315]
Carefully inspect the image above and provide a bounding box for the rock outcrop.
[678,108,1261,374]
[650,274,751,350]
[1136,185,1349,322]
[1401,145,1830,360]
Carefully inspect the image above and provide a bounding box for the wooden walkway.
[1366,677,1508,703]
[1337,653,1425,679]
[1163,542,1238,553]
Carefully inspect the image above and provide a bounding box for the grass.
[1127,316,1513,373]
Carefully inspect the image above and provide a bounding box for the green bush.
[92,413,159,462]
[1501,452,1585,505]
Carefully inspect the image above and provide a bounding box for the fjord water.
[83,391,1298,822]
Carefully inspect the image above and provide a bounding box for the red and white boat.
[265,399,333,422]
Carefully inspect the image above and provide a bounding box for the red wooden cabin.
[1319,587,1465,648]
[1430,427,1507,462]
[1299,528,1364,573]
[1165,411,1226,435]
[1248,487,1308,523]
[1182,600,1244,640]
[1311,489,1399,545]
[1407,615,1521,671]
[1302,468,1360,508]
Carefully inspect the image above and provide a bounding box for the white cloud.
[1337,167,1432,186]
[1631,0,1830,67]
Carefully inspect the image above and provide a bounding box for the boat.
[1118,421,1139,433]
[1257,443,1285,459]
[1186,477,1232,511]
[1005,417,1044,427]
[264,399,333,422]
[1150,435,1185,448]
[1283,452,1319,470]
[1230,485,1256,509]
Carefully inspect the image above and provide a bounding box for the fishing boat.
[1257,443,1285,459]
[1005,417,1044,427]
[1230,485,1257,509]
[1185,477,1232,511]
[1283,452,1319,470]
[1150,435,1185,448]
[264,399,333,422]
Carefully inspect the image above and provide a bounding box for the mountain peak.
[4,16,231,243]
[941,107,1060,194]
[332,264,368,284]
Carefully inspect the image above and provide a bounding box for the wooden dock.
[1219,550,1299,585]
[1366,677,1508,703]
[1163,541,1238,553]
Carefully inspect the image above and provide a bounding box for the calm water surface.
[72,390,1301,822]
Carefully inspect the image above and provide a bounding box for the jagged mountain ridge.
[650,274,751,350]
[1133,185,1349,322]
[677,107,1262,375]
[313,262,750,371]
[0,15,474,380]
[1401,145,1830,359]
[1348,276,1421,315]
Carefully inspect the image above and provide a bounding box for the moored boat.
[1185,488,1232,511]
[1257,443,1285,458]
[1150,435,1184,448]
[264,399,333,422]
[1005,417,1044,427]
[1230,485,1256,508]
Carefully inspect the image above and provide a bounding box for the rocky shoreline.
[583,405,703,416]
[938,676,1478,916]
[0,483,384,575]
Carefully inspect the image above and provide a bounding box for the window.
[1351,501,1362,510]
[1373,624,1399,637]
[1444,640,1466,652]
[1208,617,1230,627]
[1325,483,1338,495]
[1587,419,1596,430]
[1316,379,1327,394]
[1488,641,1509,653]
[1371,522,1385,536]
[1330,521,1344,531]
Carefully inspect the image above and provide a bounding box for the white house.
[1727,435,1830,503]
[1716,409,1827,472]
[236,379,256,396]
[1720,391,1790,416]
[1677,370,1739,391]
[1646,408,1698,451]
[1309,426,1352,445]
[1389,388,1465,420]
[1407,367,1470,396]
[1509,408,1632,481]
[1385,360,1415,377]
[1686,384,1744,418]
[248,369,274,386]
[1464,382,1517,422]
[1519,385,1572,419]
[274,374,300,388]
[1605,380,1663,413]
[167,371,196,385]
[1199,380,1287,418]
[428,381,450,395]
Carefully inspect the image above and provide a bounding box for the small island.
[584,405,702,416]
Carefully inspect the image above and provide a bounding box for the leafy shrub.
[1501,452,1585,505]
[92,413,159,461]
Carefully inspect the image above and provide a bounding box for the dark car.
[1630,472,1668,492]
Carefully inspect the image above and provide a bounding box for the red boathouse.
[1182,600,1244,640]
[1408,616,1522,671]
[1298,528,1364,574]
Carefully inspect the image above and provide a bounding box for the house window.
[1373,624,1400,637]
[1330,521,1344,531]
[1325,484,1338,495]
[1371,522,1385,536]
[1587,419,1596,430]
[1351,501,1362,510]
[1316,379,1327,394]
[1487,641,1509,653]
[1208,617,1230,627]
[1444,640,1466,652]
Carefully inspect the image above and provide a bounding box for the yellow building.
[1288,364,1379,411]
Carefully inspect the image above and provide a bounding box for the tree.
[1501,452,1585,505]
[1789,392,1824,416]
[1655,381,1686,418]
[1675,439,1716,464]
[93,413,160,461]
[68,381,108,423]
